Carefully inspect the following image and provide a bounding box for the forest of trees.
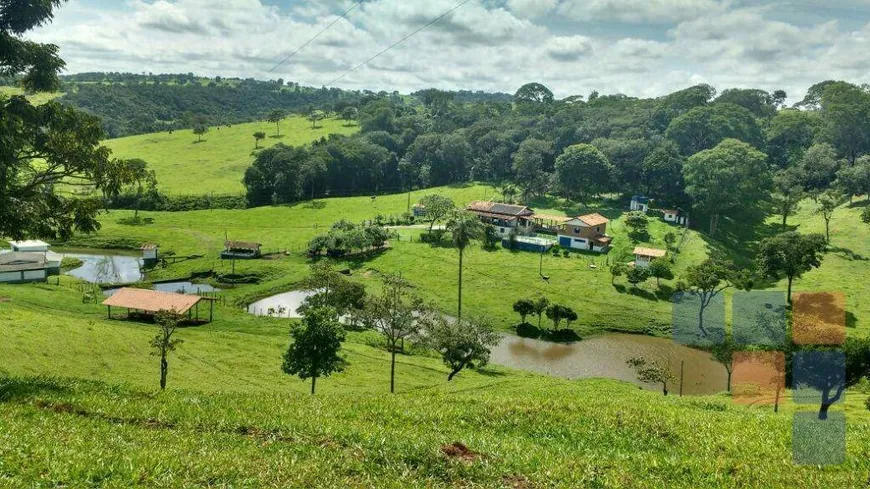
[243,80,870,236]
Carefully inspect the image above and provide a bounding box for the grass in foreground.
[103,117,359,195]
[1,375,868,488]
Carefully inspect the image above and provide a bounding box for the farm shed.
[0,252,50,283]
[633,247,667,267]
[102,287,214,323]
[222,240,262,259]
[7,240,62,274]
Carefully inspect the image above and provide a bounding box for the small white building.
[141,244,159,267]
[7,240,61,275]
[630,195,649,213]
[9,240,50,252]
[0,252,50,283]
[633,247,667,267]
[661,209,687,226]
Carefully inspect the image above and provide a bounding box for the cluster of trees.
[610,260,674,288]
[280,264,499,393]
[237,80,870,239]
[55,73,368,138]
[512,297,577,331]
[307,220,391,257]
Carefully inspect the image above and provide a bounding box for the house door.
[559,237,572,248]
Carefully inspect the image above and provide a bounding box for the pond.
[247,290,315,318]
[103,281,222,297]
[247,290,728,395]
[62,252,143,284]
[490,333,728,395]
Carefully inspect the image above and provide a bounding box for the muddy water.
[491,333,728,395]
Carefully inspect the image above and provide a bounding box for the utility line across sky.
[268,1,364,74]
[324,0,475,87]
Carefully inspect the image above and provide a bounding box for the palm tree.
[499,182,517,204]
[445,210,484,322]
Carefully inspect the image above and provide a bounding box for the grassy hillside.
[0,86,64,105]
[103,117,359,195]
[0,282,868,487]
[61,184,710,335]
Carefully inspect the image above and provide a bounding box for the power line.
[268,1,364,74]
[325,0,474,87]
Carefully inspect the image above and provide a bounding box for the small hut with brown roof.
[102,287,214,323]
[222,240,262,259]
[633,247,667,267]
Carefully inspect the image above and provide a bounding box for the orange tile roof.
[577,213,609,226]
[102,288,202,314]
[633,247,667,258]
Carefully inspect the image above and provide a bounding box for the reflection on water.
[492,333,728,395]
[247,290,315,318]
[63,253,143,284]
[103,281,221,297]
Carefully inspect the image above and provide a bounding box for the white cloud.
[557,0,725,24]
[506,0,558,19]
[545,35,594,61]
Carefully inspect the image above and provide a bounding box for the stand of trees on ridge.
[243,81,870,237]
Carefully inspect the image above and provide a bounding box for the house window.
[573,227,581,233]
[595,226,600,232]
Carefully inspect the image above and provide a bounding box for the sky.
[27,0,870,102]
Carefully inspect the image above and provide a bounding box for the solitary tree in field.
[340,106,358,125]
[609,262,628,285]
[360,274,427,393]
[623,212,649,241]
[422,315,500,381]
[151,310,184,391]
[512,299,535,324]
[756,232,827,303]
[268,109,286,136]
[308,109,326,129]
[122,158,157,219]
[647,259,674,288]
[771,168,805,230]
[683,260,748,337]
[626,266,650,289]
[193,122,208,142]
[418,194,454,232]
[253,131,266,148]
[797,338,870,420]
[709,336,737,392]
[445,209,484,321]
[627,356,675,396]
[817,190,845,242]
[282,306,346,394]
[663,232,677,253]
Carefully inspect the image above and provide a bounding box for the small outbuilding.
[0,252,50,283]
[633,247,667,267]
[8,240,61,274]
[661,209,688,226]
[222,240,262,260]
[141,243,159,267]
[630,195,649,213]
[102,287,214,323]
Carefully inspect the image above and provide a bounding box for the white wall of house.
[23,270,47,280]
[634,256,653,267]
[664,213,677,222]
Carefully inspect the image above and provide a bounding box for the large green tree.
[666,103,764,156]
[554,143,613,203]
[282,307,346,394]
[819,81,870,165]
[1,0,123,240]
[642,140,685,203]
[756,232,827,303]
[836,155,870,201]
[683,139,772,235]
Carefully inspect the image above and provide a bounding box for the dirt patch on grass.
[0,297,10,303]
[440,441,480,462]
[502,475,532,489]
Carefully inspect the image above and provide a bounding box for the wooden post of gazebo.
[107,305,112,319]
